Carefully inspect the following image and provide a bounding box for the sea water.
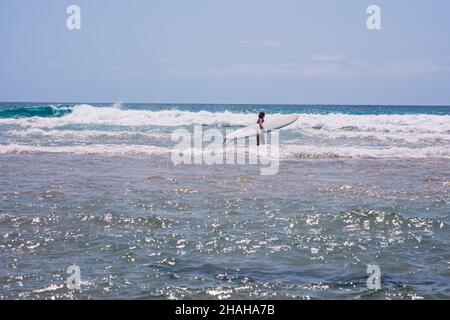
[0,103,449,299]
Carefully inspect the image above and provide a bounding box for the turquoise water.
[1,103,450,118]
[0,103,449,299]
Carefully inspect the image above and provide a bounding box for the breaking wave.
[0,104,448,134]
[1,104,449,160]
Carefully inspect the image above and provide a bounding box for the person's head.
[258,112,265,119]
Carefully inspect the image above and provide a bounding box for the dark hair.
[258,112,265,119]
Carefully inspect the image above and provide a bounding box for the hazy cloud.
[261,40,281,48]
[163,57,449,78]
[376,59,441,75]
[238,39,281,48]
[311,54,345,62]
[164,64,291,77]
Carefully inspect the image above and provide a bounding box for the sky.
[1,0,450,105]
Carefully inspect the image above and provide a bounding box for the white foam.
[6,128,170,140]
[0,143,171,156]
[0,104,253,128]
[293,113,450,134]
[279,144,450,159]
[299,129,450,143]
[1,143,449,159]
[1,105,449,159]
[1,104,448,136]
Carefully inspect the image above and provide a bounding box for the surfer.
[257,112,265,146]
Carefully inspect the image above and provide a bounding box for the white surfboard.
[224,114,299,143]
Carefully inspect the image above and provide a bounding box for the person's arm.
[258,119,264,129]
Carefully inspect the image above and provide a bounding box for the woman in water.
[257,112,265,146]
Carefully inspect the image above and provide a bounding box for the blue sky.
[1,0,450,105]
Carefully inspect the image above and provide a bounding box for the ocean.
[0,103,449,299]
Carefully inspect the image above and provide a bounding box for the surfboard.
[224,114,299,143]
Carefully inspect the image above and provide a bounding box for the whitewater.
[0,103,449,159]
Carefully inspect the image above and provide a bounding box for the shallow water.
[0,103,449,299]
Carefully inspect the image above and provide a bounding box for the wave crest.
[0,104,448,135]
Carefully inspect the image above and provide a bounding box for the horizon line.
[1,101,450,108]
